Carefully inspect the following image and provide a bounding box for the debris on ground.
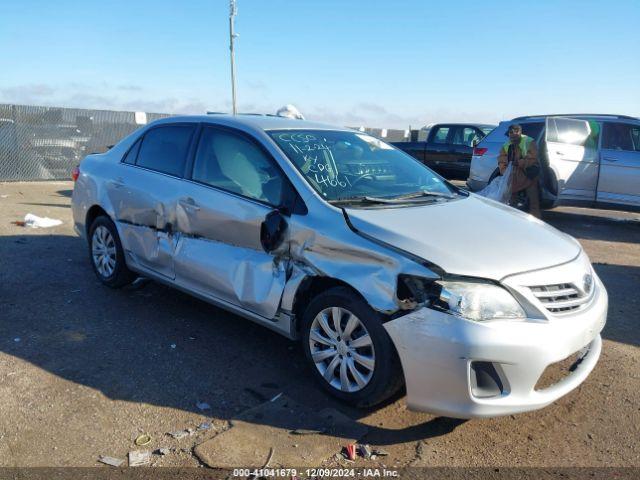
[98,455,125,467]
[344,444,357,461]
[358,443,373,459]
[128,450,151,467]
[167,430,189,440]
[195,401,211,411]
[194,395,368,468]
[269,392,283,402]
[154,448,171,456]
[13,213,63,228]
[125,277,151,291]
[13,338,21,343]
[134,433,152,446]
[263,447,275,468]
[197,422,211,431]
[170,344,176,349]
[372,448,389,457]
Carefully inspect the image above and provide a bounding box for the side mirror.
[260,210,288,253]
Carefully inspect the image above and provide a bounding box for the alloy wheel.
[308,307,376,392]
[91,225,117,278]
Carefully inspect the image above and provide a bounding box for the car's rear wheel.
[301,287,404,407]
[88,215,136,288]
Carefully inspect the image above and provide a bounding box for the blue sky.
[1,0,638,127]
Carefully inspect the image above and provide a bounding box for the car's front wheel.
[301,287,404,407]
[88,215,136,288]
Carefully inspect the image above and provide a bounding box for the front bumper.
[384,273,607,418]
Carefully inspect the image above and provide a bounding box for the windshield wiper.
[330,191,453,206]
[388,189,457,200]
[329,195,402,206]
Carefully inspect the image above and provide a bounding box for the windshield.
[268,130,459,204]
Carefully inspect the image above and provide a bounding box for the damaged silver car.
[72,115,607,418]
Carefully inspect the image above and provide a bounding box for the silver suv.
[72,115,607,418]
[467,114,640,210]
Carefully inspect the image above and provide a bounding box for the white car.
[72,114,607,418]
[468,114,640,211]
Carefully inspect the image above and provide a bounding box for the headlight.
[433,280,525,322]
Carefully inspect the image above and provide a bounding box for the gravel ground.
[0,181,639,469]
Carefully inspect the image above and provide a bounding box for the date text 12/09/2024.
[232,468,400,478]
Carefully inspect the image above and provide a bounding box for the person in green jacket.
[497,124,541,218]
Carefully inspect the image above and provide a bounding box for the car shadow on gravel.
[0,233,468,446]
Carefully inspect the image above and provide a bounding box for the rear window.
[520,122,544,140]
[122,138,141,164]
[136,125,195,177]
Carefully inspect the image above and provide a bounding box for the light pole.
[229,0,238,115]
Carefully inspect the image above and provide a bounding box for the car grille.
[529,283,591,314]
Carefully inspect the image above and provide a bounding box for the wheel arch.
[85,205,110,237]
[291,276,373,338]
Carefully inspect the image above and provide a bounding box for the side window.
[452,127,480,146]
[432,127,450,144]
[136,125,195,177]
[192,127,287,206]
[602,122,640,152]
[122,138,141,164]
[520,122,544,141]
[546,118,590,146]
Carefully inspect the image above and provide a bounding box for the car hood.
[344,194,581,281]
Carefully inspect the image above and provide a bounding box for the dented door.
[173,184,287,319]
[173,126,290,319]
[108,165,183,279]
[108,124,197,279]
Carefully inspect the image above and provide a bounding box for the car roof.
[431,122,496,128]
[511,114,638,122]
[148,114,353,132]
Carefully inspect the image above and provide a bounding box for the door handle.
[602,156,618,162]
[179,197,201,211]
[555,151,565,156]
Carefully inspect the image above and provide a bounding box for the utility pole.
[229,0,238,114]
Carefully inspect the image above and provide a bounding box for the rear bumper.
[384,276,607,418]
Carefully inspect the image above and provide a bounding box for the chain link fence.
[0,103,413,181]
[0,104,169,181]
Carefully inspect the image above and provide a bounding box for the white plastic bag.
[477,163,512,204]
[23,213,63,228]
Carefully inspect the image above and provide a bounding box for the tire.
[301,287,404,408]
[88,215,136,288]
